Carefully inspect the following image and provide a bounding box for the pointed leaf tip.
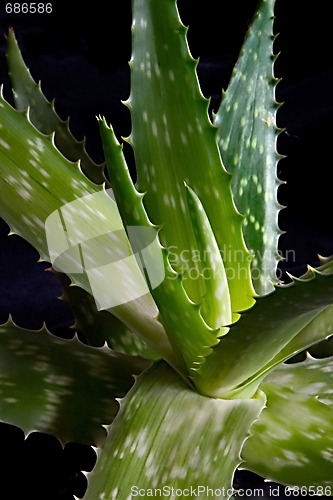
[215,0,280,296]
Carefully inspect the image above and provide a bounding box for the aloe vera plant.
[1,0,333,497]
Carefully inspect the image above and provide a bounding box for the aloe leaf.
[99,119,220,378]
[129,0,255,316]
[84,361,265,500]
[261,303,333,371]
[56,271,160,359]
[194,263,333,398]
[0,319,150,446]
[214,0,282,295]
[242,366,333,487]
[6,29,108,186]
[184,184,232,329]
[0,95,174,367]
[263,355,333,405]
[0,90,100,260]
[214,302,333,400]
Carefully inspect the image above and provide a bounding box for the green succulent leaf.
[263,355,333,406]
[56,271,160,359]
[242,360,333,487]
[129,0,255,317]
[264,303,333,371]
[99,119,219,377]
[215,0,282,295]
[194,263,333,398]
[0,319,150,446]
[0,90,99,260]
[6,29,108,186]
[0,94,174,367]
[184,184,232,330]
[84,361,265,500]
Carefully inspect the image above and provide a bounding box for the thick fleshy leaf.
[0,94,174,366]
[0,319,150,446]
[215,0,282,295]
[100,119,220,377]
[6,29,108,186]
[194,263,333,398]
[129,0,254,316]
[84,361,265,500]
[0,90,99,260]
[263,303,333,371]
[242,369,333,487]
[263,355,333,406]
[184,184,232,330]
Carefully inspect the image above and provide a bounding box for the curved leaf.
[194,263,333,398]
[263,355,333,406]
[215,0,282,295]
[184,184,232,330]
[0,319,150,446]
[243,370,333,487]
[261,303,333,373]
[129,0,254,316]
[0,94,174,366]
[100,119,220,378]
[6,29,108,186]
[84,361,265,500]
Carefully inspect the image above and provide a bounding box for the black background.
[0,0,332,498]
